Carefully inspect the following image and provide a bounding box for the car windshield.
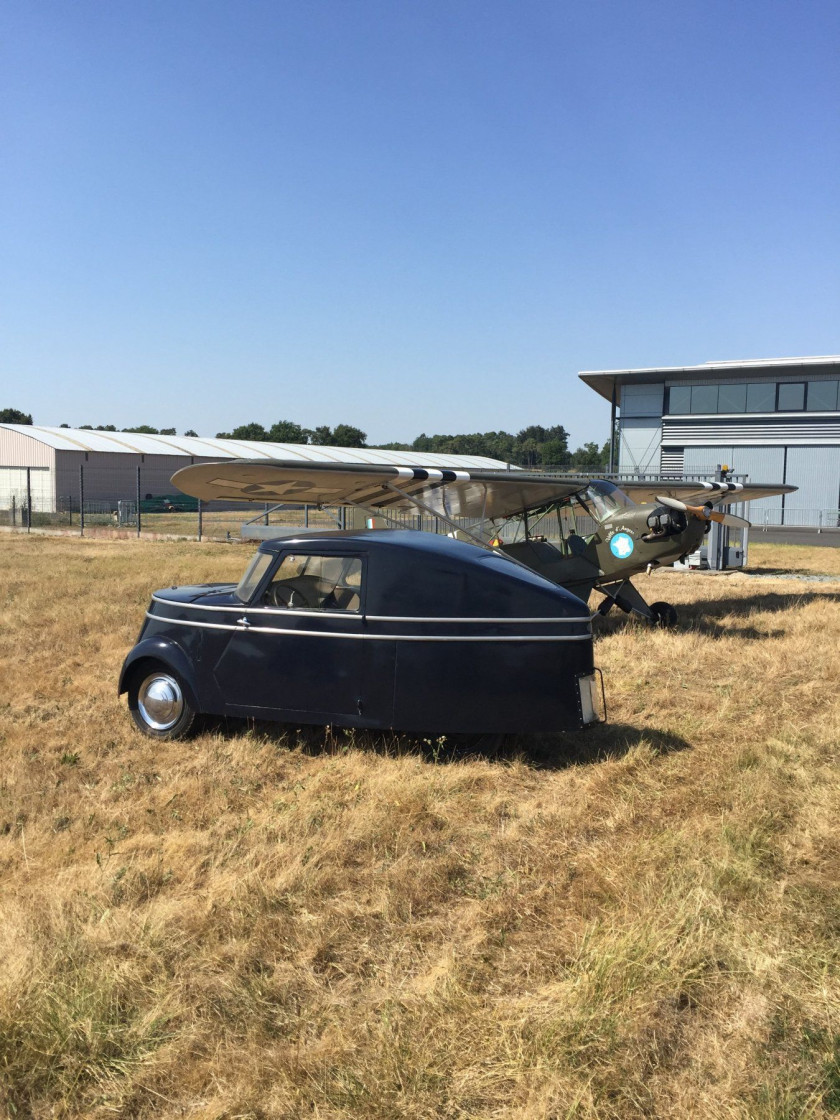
[575,481,635,522]
[235,550,274,602]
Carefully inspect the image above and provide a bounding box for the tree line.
[1,408,610,468]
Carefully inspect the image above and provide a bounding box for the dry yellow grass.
[747,540,840,577]
[1,536,839,1118]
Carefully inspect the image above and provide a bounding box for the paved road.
[750,528,840,548]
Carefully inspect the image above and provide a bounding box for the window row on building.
[665,379,839,416]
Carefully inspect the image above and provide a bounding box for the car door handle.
[236,616,251,628]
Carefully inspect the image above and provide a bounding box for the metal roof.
[579,356,840,403]
[0,425,513,470]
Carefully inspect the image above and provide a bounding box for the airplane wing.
[620,480,797,506]
[171,460,586,521]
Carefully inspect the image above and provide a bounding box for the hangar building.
[580,356,840,525]
[0,425,509,514]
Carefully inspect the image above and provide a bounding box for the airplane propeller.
[655,495,751,529]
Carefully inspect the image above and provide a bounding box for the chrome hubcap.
[137,673,183,731]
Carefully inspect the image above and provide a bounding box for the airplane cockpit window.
[263,553,363,611]
[576,481,634,522]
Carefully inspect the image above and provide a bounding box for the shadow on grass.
[594,589,840,641]
[215,716,690,772]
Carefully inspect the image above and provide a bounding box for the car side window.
[263,554,363,612]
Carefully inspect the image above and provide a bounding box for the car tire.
[128,666,197,739]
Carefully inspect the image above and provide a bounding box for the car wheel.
[129,667,196,739]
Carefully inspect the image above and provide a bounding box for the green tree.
[216,422,269,441]
[331,423,367,448]
[159,427,177,436]
[0,408,33,424]
[540,439,571,467]
[267,420,308,444]
[309,425,334,445]
[569,441,605,468]
[185,429,198,437]
[123,425,160,434]
[482,430,516,462]
[515,437,540,467]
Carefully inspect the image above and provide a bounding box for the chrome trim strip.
[145,612,592,642]
[364,613,594,624]
[149,594,592,624]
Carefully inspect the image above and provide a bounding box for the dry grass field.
[1,535,839,1119]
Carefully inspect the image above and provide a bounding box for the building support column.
[608,383,617,474]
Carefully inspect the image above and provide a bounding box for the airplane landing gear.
[596,581,678,627]
[648,601,678,627]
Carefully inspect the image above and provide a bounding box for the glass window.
[235,551,274,603]
[690,384,718,413]
[806,380,839,411]
[575,481,634,522]
[777,382,805,410]
[746,383,775,412]
[263,553,363,611]
[667,385,692,413]
[717,383,747,412]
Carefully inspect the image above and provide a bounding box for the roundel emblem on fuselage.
[609,532,635,559]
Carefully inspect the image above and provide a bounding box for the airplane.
[170,459,796,626]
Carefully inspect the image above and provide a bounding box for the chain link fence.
[753,508,840,530]
[2,463,837,538]
[0,464,487,541]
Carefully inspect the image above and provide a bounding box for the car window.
[263,554,363,611]
[235,551,274,603]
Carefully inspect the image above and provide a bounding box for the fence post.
[26,468,31,533]
[136,466,142,538]
[264,503,269,526]
[11,495,15,527]
[304,505,309,528]
[197,498,203,542]
[80,464,85,537]
[818,510,822,534]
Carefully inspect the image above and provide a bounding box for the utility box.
[724,545,745,567]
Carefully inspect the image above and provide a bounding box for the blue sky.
[2,0,838,447]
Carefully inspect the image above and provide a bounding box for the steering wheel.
[265,581,313,609]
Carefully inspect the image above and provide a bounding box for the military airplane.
[171,459,795,625]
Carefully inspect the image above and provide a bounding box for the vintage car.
[119,529,604,738]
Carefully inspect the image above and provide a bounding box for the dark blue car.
[119,530,603,737]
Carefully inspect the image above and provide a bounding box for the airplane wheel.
[649,601,678,628]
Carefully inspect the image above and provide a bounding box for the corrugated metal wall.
[0,467,53,510]
[729,446,786,481]
[729,447,787,519]
[682,447,734,474]
[0,428,54,468]
[784,447,840,512]
[54,449,197,507]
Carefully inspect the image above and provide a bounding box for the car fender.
[118,635,202,711]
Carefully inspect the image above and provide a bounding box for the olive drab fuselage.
[498,483,709,622]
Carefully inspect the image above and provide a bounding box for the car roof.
[257,528,472,556]
[255,528,588,605]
